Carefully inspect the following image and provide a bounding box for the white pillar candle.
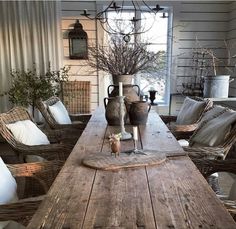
[119,82,123,97]
[133,126,138,140]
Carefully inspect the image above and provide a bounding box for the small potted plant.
[6,64,69,119]
[195,40,235,98]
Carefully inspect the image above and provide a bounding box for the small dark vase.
[104,97,127,126]
[129,101,151,125]
[149,90,157,105]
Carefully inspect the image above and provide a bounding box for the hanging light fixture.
[81,1,164,41]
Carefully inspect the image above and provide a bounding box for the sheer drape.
[0,1,62,112]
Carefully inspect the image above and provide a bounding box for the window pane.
[139,12,169,103]
[106,8,171,104]
[106,11,135,36]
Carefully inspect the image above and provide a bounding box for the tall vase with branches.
[88,37,165,83]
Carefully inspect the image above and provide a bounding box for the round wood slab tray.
[82,152,166,171]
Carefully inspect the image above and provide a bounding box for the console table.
[27,108,236,228]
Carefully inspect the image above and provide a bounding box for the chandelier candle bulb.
[133,126,138,141]
[119,82,123,97]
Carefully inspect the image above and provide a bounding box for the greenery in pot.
[5,64,69,115]
[87,37,166,77]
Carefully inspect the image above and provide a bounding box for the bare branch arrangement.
[87,37,165,77]
[194,39,236,77]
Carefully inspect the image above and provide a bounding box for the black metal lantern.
[68,19,88,59]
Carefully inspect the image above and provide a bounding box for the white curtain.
[0,1,62,112]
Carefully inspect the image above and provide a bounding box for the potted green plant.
[6,64,69,118]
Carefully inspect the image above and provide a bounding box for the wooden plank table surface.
[27,108,236,229]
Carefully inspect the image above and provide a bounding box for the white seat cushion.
[178,139,189,147]
[6,120,50,146]
[191,109,236,147]
[176,97,207,125]
[0,157,18,228]
[48,101,72,124]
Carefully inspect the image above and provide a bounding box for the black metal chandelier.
[81,1,164,41]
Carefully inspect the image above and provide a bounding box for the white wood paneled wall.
[61,1,236,113]
[228,1,236,99]
[174,1,231,94]
[61,0,98,112]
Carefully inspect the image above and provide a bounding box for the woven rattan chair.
[36,96,91,131]
[193,158,236,219]
[183,122,236,160]
[0,107,74,161]
[161,97,213,139]
[0,160,63,227]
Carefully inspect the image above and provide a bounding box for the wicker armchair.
[0,107,74,161]
[183,122,236,160]
[161,97,213,139]
[0,160,63,226]
[36,96,91,131]
[193,158,236,218]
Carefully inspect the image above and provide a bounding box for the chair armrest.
[69,114,91,123]
[183,146,225,160]
[192,158,236,178]
[7,160,63,179]
[222,199,236,215]
[55,122,87,130]
[173,131,194,140]
[159,115,177,124]
[15,142,73,161]
[7,161,63,195]
[171,123,198,133]
[0,196,43,226]
[43,129,78,145]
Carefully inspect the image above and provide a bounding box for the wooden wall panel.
[175,1,229,97]
[61,0,98,112]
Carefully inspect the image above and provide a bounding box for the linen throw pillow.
[191,109,236,147]
[0,157,18,228]
[200,105,227,123]
[176,97,207,125]
[48,101,72,124]
[6,120,50,146]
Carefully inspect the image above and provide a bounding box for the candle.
[119,82,123,97]
[133,126,138,140]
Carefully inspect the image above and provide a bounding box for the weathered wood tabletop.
[27,108,236,229]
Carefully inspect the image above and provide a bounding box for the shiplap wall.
[175,1,231,93]
[170,1,236,113]
[61,1,236,113]
[228,1,236,98]
[61,1,98,112]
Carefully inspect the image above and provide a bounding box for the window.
[107,7,172,104]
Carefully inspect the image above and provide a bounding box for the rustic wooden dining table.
[27,107,236,229]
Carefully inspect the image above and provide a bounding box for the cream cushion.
[191,109,236,147]
[6,120,50,146]
[178,139,189,147]
[176,97,207,125]
[0,157,18,228]
[48,101,72,124]
[200,105,227,123]
[229,179,236,200]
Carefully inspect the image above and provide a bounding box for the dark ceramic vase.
[129,101,151,125]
